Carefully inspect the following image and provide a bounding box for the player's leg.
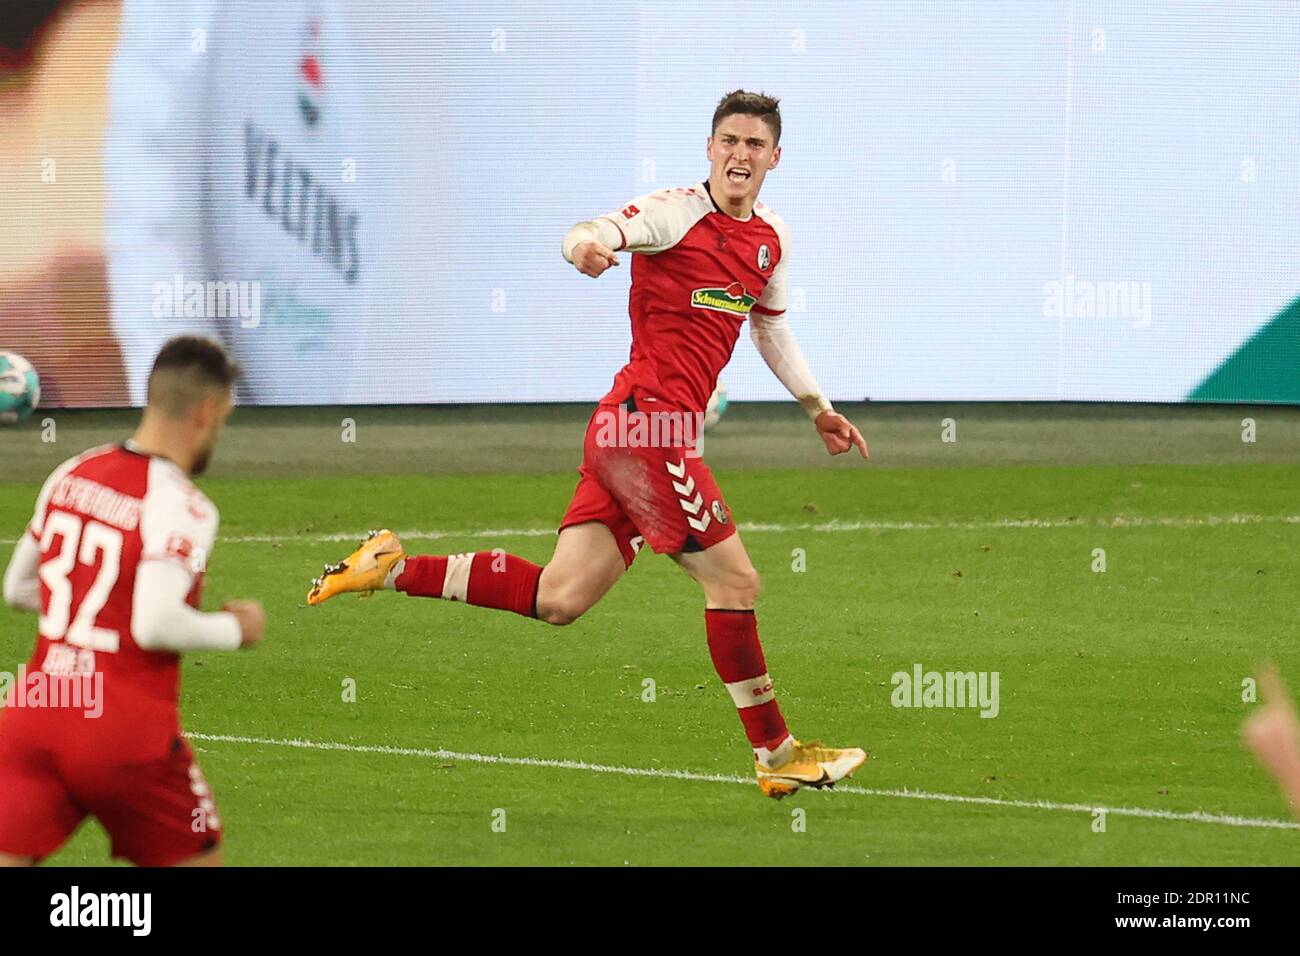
[305,525,546,615]
[82,737,223,868]
[672,531,790,760]
[580,442,802,772]
[308,520,627,625]
[0,733,85,865]
[671,528,761,609]
[534,521,627,625]
[308,456,638,625]
[673,533,867,797]
[382,537,548,619]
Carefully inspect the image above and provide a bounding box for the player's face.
[707,114,780,212]
[191,389,234,476]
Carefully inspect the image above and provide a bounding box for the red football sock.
[705,609,790,753]
[394,552,541,618]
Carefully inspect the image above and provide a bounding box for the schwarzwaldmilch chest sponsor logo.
[691,281,756,315]
[243,119,361,285]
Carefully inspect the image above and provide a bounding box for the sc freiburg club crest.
[298,19,324,128]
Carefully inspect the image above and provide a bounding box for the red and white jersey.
[2,443,219,763]
[597,181,791,413]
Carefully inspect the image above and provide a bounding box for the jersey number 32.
[37,511,124,653]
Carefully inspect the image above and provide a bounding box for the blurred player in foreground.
[0,336,265,866]
[308,91,868,797]
[1242,668,1300,819]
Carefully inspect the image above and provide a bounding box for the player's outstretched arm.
[132,561,265,651]
[750,313,867,459]
[2,534,40,613]
[562,218,626,278]
[563,190,691,276]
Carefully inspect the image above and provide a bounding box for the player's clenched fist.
[225,600,267,648]
[815,410,869,459]
[571,240,620,278]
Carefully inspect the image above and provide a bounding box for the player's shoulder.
[661,183,715,208]
[620,183,713,219]
[49,443,121,479]
[752,201,792,250]
[37,443,123,499]
[142,456,218,528]
[29,444,145,534]
[603,184,714,252]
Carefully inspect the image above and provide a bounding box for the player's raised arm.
[562,218,622,277]
[562,191,690,277]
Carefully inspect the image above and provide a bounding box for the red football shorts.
[0,732,222,866]
[559,402,738,567]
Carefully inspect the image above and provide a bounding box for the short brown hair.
[711,89,782,145]
[146,335,240,415]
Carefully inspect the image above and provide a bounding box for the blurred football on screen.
[0,351,41,424]
[704,379,729,429]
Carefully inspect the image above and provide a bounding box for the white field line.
[190,512,1300,544]
[5,512,1291,547]
[188,732,1300,832]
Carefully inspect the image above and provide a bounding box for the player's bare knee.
[540,603,584,627]
[721,566,760,605]
[537,603,567,626]
[536,589,588,627]
[701,569,759,609]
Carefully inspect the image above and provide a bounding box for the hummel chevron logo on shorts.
[667,459,710,532]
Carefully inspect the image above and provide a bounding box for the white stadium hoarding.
[90,1,1300,406]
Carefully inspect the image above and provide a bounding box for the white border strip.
[6,513,1291,547]
[188,732,1300,832]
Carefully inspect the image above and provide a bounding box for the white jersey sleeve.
[3,533,40,612]
[753,204,792,316]
[596,185,713,255]
[138,458,219,577]
[132,458,241,652]
[748,207,832,418]
[749,313,832,420]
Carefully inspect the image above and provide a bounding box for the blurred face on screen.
[707,114,781,215]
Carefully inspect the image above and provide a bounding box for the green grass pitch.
[1,403,1298,865]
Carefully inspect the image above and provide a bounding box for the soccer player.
[0,336,265,866]
[307,90,869,797]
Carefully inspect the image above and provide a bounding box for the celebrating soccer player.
[0,336,265,866]
[307,90,869,797]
